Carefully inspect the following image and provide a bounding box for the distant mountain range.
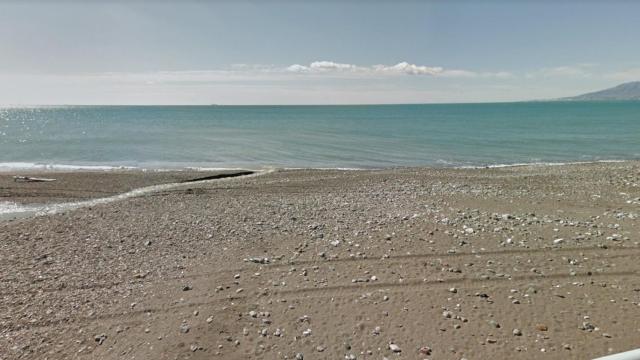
[561,81,640,101]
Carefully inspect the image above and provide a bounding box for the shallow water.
[1,102,639,170]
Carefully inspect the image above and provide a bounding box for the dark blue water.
[0,102,638,169]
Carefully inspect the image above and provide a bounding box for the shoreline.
[0,158,636,174]
[2,161,637,221]
[2,159,636,203]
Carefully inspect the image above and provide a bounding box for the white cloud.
[1,61,512,87]
[287,61,364,73]
[285,60,511,78]
[0,62,517,105]
[373,62,443,75]
[286,64,311,73]
[310,61,360,71]
[287,60,445,76]
[287,61,357,73]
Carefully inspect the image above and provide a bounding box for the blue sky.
[1,1,639,105]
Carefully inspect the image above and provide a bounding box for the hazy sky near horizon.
[1,1,640,105]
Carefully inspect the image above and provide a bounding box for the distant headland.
[561,81,640,101]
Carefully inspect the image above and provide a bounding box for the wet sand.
[0,170,249,205]
[1,162,640,359]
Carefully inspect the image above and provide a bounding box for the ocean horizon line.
[3,99,640,108]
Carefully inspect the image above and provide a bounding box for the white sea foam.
[281,166,375,171]
[456,159,628,169]
[0,162,275,173]
[0,159,632,175]
[0,162,138,172]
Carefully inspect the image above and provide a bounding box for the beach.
[1,162,640,359]
[0,170,251,205]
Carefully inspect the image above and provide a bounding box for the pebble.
[247,257,270,264]
[94,334,107,345]
[581,322,596,331]
[389,343,401,352]
[513,329,522,336]
[179,323,190,334]
[535,324,548,332]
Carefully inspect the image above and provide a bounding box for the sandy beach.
[1,162,640,359]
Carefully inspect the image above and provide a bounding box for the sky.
[1,1,640,105]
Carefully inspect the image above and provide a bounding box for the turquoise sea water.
[0,102,639,170]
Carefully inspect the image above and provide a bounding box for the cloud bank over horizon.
[286,61,444,76]
[1,61,639,105]
[285,61,513,79]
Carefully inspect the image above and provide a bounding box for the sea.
[1,102,639,171]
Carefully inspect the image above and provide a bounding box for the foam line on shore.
[0,158,634,174]
[0,169,266,221]
[456,159,627,169]
[0,163,139,172]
